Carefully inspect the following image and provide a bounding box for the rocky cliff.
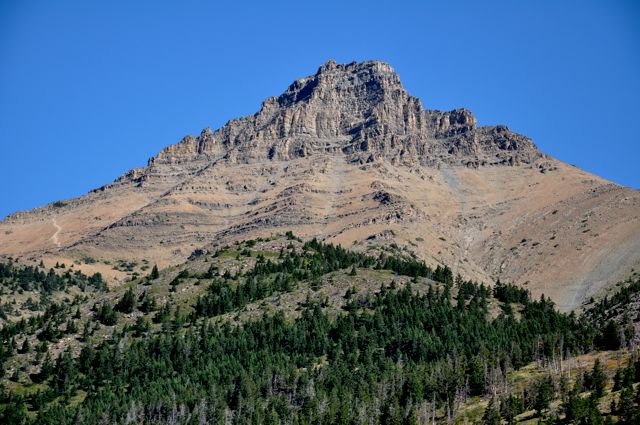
[154,60,539,167]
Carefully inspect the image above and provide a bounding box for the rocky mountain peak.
[154,60,540,167]
[275,60,405,109]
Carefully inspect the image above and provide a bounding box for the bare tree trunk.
[432,393,436,425]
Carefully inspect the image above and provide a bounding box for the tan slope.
[2,151,636,311]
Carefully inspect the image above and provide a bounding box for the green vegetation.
[0,237,639,424]
[0,261,106,297]
[150,264,159,280]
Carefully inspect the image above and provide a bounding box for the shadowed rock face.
[1,60,639,311]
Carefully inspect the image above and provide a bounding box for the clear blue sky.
[1,1,639,219]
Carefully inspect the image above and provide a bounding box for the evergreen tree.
[0,399,28,425]
[20,338,30,354]
[500,394,523,425]
[95,302,117,325]
[533,376,553,418]
[616,387,637,425]
[133,316,150,336]
[482,398,501,425]
[150,264,160,279]
[585,359,607,399]
[598,320,622,350]
[39,352,54,382]
[115,287,136,313]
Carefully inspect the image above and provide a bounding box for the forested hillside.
[1,235,639,424]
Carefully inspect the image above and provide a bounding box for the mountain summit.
[1,60,639,310]
[157,60,538,167]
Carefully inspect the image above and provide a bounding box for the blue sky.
[1,0,638,218]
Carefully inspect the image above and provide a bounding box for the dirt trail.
[51,218,62,248]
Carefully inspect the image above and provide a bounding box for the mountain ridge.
[150,59,540,167]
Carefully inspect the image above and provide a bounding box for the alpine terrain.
[2,60,638,311]
[1,61,640,424]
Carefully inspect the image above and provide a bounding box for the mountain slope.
[1,60,638,310]
[2,236,639,424]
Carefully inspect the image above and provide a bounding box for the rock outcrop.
[153,60,540,167]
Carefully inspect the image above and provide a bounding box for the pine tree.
[53,350,76,394]
[599,320,622,350]
[96,302,117,325]
[0,399,28,424]
[133,316,150,336]
[65,319,77,334]
[20,338,30,354]
[616,387,637,425]
[586,359,607,399]
[82,321,91,341]
[534,376,553,418]
[500,394,523,425]
[115,287,136,313]
[482,398,501,425]
[39,352,54,381]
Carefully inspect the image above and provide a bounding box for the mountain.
[1,60,639,311]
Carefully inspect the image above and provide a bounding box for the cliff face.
[154,60,539,167]
[1,60,638,311]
